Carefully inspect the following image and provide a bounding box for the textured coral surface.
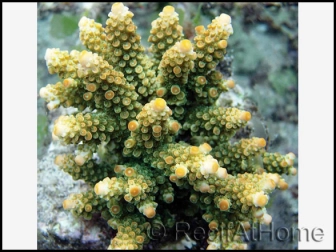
[38,2,298,250]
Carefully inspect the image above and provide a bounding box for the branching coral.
[40,2,297,250]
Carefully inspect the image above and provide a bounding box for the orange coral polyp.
[199,143,212,153]
[75,155,86,166]
[83,92,93,101]
[179,39,192,53]
[164,156,174,164]
[85,132,92,141]
[195,25,205,34]
[173,66,181,75]
[105,90,115,100]
[169,174,178,183]
[169,121,180,133]
[85,204,93,212]
[128,120,139,131]
[256,138,267,148]
[209,88,218,98]
[175,165,188,178]
[164,194,174,203]
[136,235,145,244]
[190,146,200,155]
[125,139,136,148]
[129,185,141,197]
[240,111,251,121]
[63,78,74,88]
[226,79,235,88]
[219,199,230,211]
[114,165,124,173]
[124,167,135,177]
[63,199,75,210]
[86,83,97,92]
[156,88,166,97]
[111,205,121,215]
[170,85,181,95]
[144,206,156,218]
[152,125,162,133]
[196,76,207,85]
[163,5,174,14]
[152,98,167,112]
[255,194,268,207]
[278,180,289,190]
[209,221,218,231]
[54,155,65,166]
[217,40,228,49]
[280,160,288,168]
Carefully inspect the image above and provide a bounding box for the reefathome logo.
[146,221,324,243]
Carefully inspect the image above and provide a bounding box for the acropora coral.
[39,2,297,250]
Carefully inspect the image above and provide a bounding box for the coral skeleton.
[40,2,297,250]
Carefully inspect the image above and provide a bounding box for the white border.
[298,2,334,249]
[3,2,37,249]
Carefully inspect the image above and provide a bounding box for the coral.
[39,2,297,250]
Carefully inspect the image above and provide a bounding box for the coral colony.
[40,2,297,250]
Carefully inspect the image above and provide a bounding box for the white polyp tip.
[63,199,76,210]
[47,100,60,111]
[253,192,269,207]
[262,213,272,225]
[45,48,55,62]
[39,87,48,98]
[53,122,68,137]
[163,6,175,14]
[79,50,93,67]
[199,182,210,193]
[94,181,109,196]
[216,167,228,179]
[110,2,129,17]
[75,155,86,166]
[78,16,89,28]
[219,13,231,25]
[199,143,212,154]
[112,2,125,12]
[178,40,193,54]
[200,157,219,176]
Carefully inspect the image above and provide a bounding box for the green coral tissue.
[39,2,297,250]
